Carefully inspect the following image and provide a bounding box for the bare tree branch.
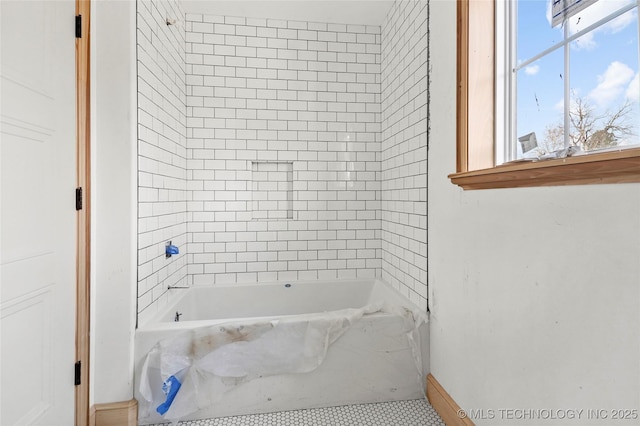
[542,96,635,152]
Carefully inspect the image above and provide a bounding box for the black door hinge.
[76,187,83,210]
[74,361,82,386]
[76,15,82,38]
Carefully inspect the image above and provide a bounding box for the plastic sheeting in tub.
[139,302,427,423]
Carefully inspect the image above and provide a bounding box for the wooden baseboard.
[89,405,96,426]
[427,374,475,426]
[93,399,138,426]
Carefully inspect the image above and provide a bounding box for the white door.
[1,1,77,425]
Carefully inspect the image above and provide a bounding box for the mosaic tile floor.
[146,398,444,426]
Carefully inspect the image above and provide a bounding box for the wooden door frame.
[75,0,91,425]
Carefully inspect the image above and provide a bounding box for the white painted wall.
[91,0,138,404]
[429,1,640,425]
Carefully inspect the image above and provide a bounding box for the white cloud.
[588,61,635,107]
[573,32,596,50]
[626,73,639,101]
[607,7,637,33]
[547,0,637,50]
[524,64,540,75]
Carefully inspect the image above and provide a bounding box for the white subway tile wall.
[184,15,383,286]
[137,0,189,324]
[380,1,429,310]
[136,0,429,320]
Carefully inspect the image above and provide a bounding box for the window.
[504,0,640,162]
[452,0,640,190]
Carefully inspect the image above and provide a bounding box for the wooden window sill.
[449,148,640,190]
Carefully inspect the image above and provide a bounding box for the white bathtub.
[135,279,429,424]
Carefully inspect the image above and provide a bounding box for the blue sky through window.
[516,0,639,155]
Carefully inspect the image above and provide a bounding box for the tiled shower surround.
[136,0,428,323]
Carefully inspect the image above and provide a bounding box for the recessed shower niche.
[251,161,293,220]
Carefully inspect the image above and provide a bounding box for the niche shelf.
[251,161,293,220]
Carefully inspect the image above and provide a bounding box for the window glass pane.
[567,0,637,47]
[570,7,639,152]
[516,49,564,158]
[517,0,560,63]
